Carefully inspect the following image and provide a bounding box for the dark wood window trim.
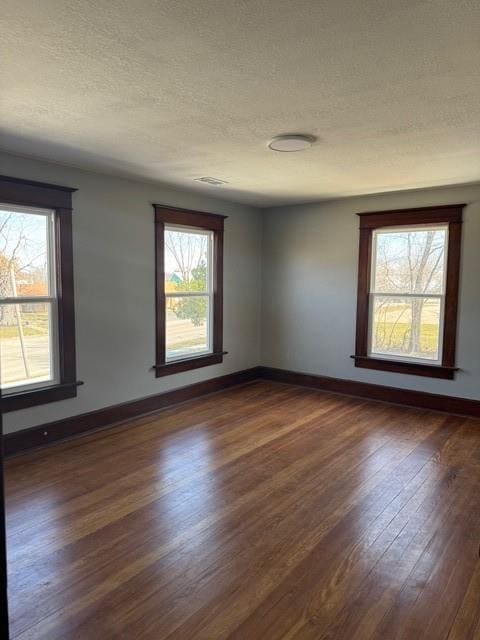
[154,205,226,377]
[0,175,81,412]
[353,204,465,380]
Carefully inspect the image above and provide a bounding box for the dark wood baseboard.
[5,365,480,457]
[4,367,261,457]
[259,366,480,418]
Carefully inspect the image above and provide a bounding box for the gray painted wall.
[262,184,480,400]
[1,153,262,434]
[2,151,479,436]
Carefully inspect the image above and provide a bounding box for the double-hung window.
[0,175,78,411]
[0,206,58,391]
[154,205,225,376]
[353,205,464,379]
[164,225,213,360]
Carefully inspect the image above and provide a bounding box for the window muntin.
[368,225,448,364]
[0,204,59,393]
[164,225,214,362]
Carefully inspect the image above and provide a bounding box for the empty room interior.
[1,1,480,638]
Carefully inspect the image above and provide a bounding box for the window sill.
[154,352,227,377]
[351,355,457,380]
[1,380,84,413]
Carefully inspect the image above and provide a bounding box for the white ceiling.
[1,0,480,207]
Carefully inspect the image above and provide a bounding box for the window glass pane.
[0,302,54,389]
[164,228,210,294]
[373,227,447,295]
[0,206,51,297]
[371,296,441,361]
[166,296,210,360]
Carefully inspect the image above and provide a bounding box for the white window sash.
[0,298,59,393]
[165,292,210,298]
[164,226,214,362]
[368,293,445,365]
[368,225,448,365]
[0,206,59,393]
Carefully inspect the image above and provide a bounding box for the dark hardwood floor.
[5,380,480,639]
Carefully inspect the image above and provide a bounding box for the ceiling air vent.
[195,177,228,186]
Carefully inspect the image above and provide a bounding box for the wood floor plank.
[5,381,480,639]
[447,566,480,640]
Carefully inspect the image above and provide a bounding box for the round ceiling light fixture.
[268,134,316,152]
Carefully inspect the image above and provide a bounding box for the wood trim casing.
[153,204,227,230]
[154,352,227,376]
[0,174,76,210]
[0,394,9,637]
[0,175,80,412]
[55,208,77,384]
[442,218,462,367]
[154,204,226,377]
[155,211,166,368]
[353,204,465,379]
[212,226,224,355]
[356,204,466,228]
[355,227,372,357]
[4,367,261,456]
[1,382,82,413]
[351,356,457,379]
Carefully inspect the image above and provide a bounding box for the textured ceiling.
[1,0,480,206]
